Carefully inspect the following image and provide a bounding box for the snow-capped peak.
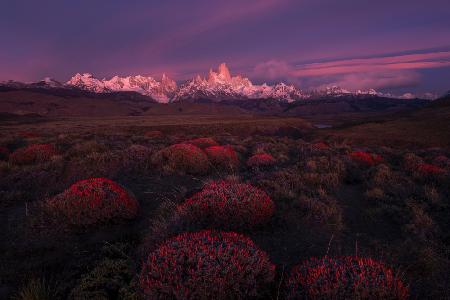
[65,73,177,103]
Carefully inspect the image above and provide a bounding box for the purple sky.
[1,0,450,95]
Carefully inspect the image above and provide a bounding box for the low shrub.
[9,144,57,165]
[18,131,40,138]
[204,145,239,170]
[143,130,163,138]
[70,258,137,300]
[186,137,219,149]
[44,178,139,226]
[247,153,276,168]
[14,278,58,300]
[349,151,383,167]
[311,141,329,151]
[417,163,446,177]
[403,153,423,172]
[285,256,409,300]
[140,230,275,299]
[121,144,153,174]
[178,181,274,229]
[152,143,209,175]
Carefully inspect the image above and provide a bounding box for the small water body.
[314,124,333,129]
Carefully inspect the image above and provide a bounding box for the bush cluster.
[205,145,239,170]
[350,151,383,167]
[187,137,219,149]
[45,178,139,226]
[140,230,275,300]
[247,153,276,168]
[153,143,209,175]
[285,256,409,300]
[9,144,57,165]
[178,180,274,229]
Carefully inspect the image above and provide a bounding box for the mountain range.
[1,63,436,103]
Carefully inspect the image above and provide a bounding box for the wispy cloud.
[253,50,450,90]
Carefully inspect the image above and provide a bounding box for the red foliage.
[140,230,275,299]
[0,146,9,161]
[417,163,446,177]
[144,130,163,138]
[9,144,57,165]
[157,143,209,174]
[312,142,329,150]
[45,178,139,226]
[18,131,40,138]
[247,153,276,168]
[350,151,383,167]
[187,137,219,149]
[205,145,239,170]
[178,181,274,229]
[286,256,409,300]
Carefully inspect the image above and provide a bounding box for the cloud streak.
[253,51,450,90]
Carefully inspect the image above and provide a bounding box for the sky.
[1,0,450,95]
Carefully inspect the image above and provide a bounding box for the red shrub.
[9,144,57,165]
[350,151,383,167]
[286,256,409,300]
[178,181,274,229]
[205,145,239,170]
[187,137,219,149]
[154,143,209,175]
[247,153,276,168]
[144,130,163,138]
[140,230,275,299]
[18,131,40,138]
[45,178,139,226]
[312,142,329,151]
[417,163,446,177]
[0,146,9,161]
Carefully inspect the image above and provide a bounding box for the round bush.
[187,137,219,149]
[154,143,209,175]
[286,256,409,300]
[45,178,139,226]
[417,163,446,177]
[9,144,57,165]
[178,181,274,229]
[247,153,276,168]
[140,230,275,299]
[311,142,329,151]
[144,130,163,138]
[350,151,382,167]
[205,145,239,170]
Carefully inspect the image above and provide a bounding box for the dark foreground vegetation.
[0,111,449,299]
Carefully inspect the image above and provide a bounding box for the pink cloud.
[253,50,450,90]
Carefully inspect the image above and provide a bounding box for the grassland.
[0,112,449,299]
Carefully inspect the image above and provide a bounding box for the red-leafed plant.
[178,181,274,229]
[417,163,446,177]
[350,151,383,167]
[247,153,276,168]
[312,142,329,151]
[154,143,209,175]
[205,145,239,170]
[187,137,219,149]
[0,146,9,161]
[285,256,409,300]
[144,130,163,138]
[18,131,40,138]
[140,230,275,299]
[9,144,57,165]
[45,178,139,226]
